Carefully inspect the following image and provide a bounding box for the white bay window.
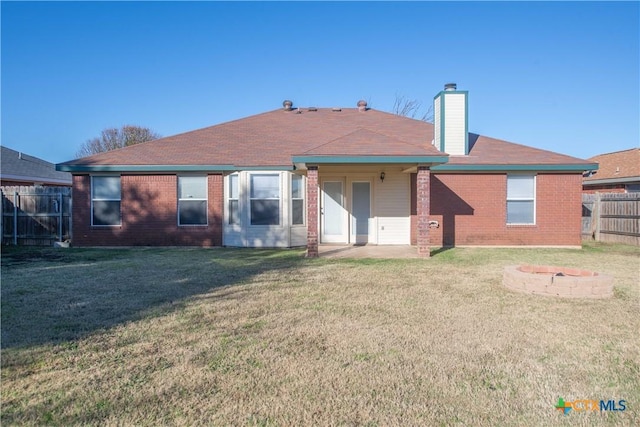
[291,174,304,225]
[250,174,280,225]
[228,174,240,225]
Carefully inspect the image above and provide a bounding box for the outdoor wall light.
[380,172,385,183]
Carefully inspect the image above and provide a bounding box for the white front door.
[321,180,348,243]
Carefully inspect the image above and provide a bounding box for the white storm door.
[321,180,348,243]
[351,181,371,244]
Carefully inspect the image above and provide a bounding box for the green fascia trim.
[464,92,469,154]
[56,164,293,172]
[291,155,450,164]
[431,163,598,172]
[232,166,294,171]
[438,93,445,152]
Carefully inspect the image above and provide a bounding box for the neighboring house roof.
[57,107,595,172]
[1,146,72,185]
[583,148,640,185]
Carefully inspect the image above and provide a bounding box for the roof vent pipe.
[444,83,457,91]
[283,100,293,111]
[357,100,368,112]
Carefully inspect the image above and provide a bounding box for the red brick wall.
[416,166,431,256]
[72,174,223,246]
[582,184,626,194]
[411,172,583,246]
[306,167,319,257]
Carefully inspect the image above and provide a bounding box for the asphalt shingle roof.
[583,148,640,182]
[446,134,592,165]
[2,146,72,185]
[58,107,592,169]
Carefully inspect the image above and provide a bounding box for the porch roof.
[292,128,448,166]
[292,155,449,165]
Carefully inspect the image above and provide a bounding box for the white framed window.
[291,174,304,225]
[178,176,208,226]
[91,176,121,226]
[250,173,280,225]
[507,175,535,224]
[626,184,640,193]
[228,173,240,225]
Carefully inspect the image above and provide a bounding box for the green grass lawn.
[1,243,639,426]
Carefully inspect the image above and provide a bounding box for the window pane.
[229,200,239,225]
[507,201,534,224]
[507,175,534,198]
[291,175,303,199]
[251,200,279,225]
[93,176,121,199]
[352,182,370,235]
[229,174,239,199]
[292,199,304,225]
[251,174,279,199]
[179,200,207,225]
[323,182,343,235]
[179,176,207,199]
[93,201,121,226]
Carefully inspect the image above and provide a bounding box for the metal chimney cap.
[283,100,293,110]
[444,83,457,91]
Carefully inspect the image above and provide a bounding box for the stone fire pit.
[503,265,613,298]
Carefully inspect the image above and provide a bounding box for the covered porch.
[291,127,448,258]
[296,161,444,258]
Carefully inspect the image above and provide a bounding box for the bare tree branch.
[76,125,161,158]
[392,94,434,123]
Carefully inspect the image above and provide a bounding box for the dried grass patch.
[2,243,638,425]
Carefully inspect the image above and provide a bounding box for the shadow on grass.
[1,247,308,350]
[430,246,454,257]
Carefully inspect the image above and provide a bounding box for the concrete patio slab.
[318,244,420,259]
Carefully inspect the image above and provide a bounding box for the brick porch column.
[306,166,319,257]
[416,166,431,257]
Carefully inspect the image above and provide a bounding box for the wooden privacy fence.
[582,192,640,246]
[1,186,72,246]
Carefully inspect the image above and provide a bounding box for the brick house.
[582,148,640,194]
[57,84,596,256]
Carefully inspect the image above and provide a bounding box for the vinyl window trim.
[506,174,536,225]
[291,174,305,226]
[91,175,122,227]
[178,175,208,226]
[249,173,281,226]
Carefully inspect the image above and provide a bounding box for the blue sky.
[2,1,638,164]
